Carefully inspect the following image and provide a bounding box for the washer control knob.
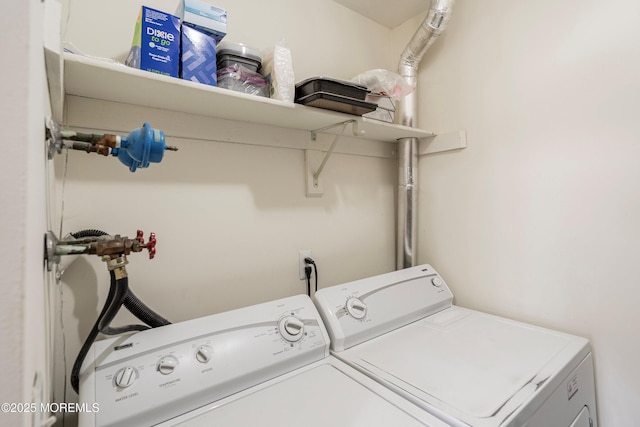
[279,316,305,342]
[195,345,213,364]
[157,356,179,375]
[114,366,137,388]
[431,277,444,288]
[346,298,367,319]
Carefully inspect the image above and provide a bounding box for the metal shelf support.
[305,120,365,197]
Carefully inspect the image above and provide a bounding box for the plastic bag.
[261,40,295,102]
[351,69,414,101]
[217,64,270,97]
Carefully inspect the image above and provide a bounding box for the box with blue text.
[125,6,180,77]
[176,0,227,43]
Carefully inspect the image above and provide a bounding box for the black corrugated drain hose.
[69,229,171,394]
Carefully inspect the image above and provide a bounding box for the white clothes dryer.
[78,294,450,427]
[313,265,597,427]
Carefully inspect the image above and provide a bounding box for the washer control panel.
[79,294,329,427]
[345,297,367,319]
[113,367,137,389]
[278,316,305,342]
[313,264,453,351]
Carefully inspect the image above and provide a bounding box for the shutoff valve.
[45,230,156,272]
[46,119,178,172]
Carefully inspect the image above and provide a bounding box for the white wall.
[413,1,640,425]
[54,1,398,423]
[0,1,29,424]
[62,0,396,80]
[1,1,54,426]
[57,1,639,425]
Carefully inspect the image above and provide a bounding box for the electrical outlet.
[299,250,312,280]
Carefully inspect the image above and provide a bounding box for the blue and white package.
[125,6,180,77]
[176,0,227,43]
[180,25,217,86]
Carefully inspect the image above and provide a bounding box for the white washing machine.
[313,265,597,427]
[78,294,450,427]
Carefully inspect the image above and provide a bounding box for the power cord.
[305,265,312,296]
[304,257,318,294]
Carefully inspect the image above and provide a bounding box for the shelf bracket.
[419,130,467,155]
[310,119,364,141]
[305,120,364,197]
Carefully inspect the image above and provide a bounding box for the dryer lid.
[347,307,589,424]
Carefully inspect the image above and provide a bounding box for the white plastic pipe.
[397,0,454,269]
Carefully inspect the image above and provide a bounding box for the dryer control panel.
[313,264,453,351]
[78,294,329,427]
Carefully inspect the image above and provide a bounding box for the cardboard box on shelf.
[125,6,180,77]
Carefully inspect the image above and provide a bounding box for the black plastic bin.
[295,77,369,101]
[294,77,376,115]
[296,92,377,116]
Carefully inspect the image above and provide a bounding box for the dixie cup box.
[180,25,217,86]
[125,6,180,77]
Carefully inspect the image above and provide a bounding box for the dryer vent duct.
[397,0,454,269]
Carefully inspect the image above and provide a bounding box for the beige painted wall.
[0,1,30,424]
[61,0,396,80]
[54,1,399,424]
[412,1,640,425]
[1,1,54,426]
[53,0,640,426]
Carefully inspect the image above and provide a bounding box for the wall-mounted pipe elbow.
[396,0,454,269]
[399,0,455,73]
[397,0,455,127]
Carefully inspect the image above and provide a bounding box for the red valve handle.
[147,232,156,259]
[135,230,156,259]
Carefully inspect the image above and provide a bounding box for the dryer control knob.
[346,298,367,319]
[114,366,137,388]
[157,356,179,375]
[195,345,213,364]
[279,316,305,342]
[431,277,444,288]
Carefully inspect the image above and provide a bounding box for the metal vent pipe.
[397,0,454,269]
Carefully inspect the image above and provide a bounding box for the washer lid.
[165,362,448,427]
[343,307,589,425]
